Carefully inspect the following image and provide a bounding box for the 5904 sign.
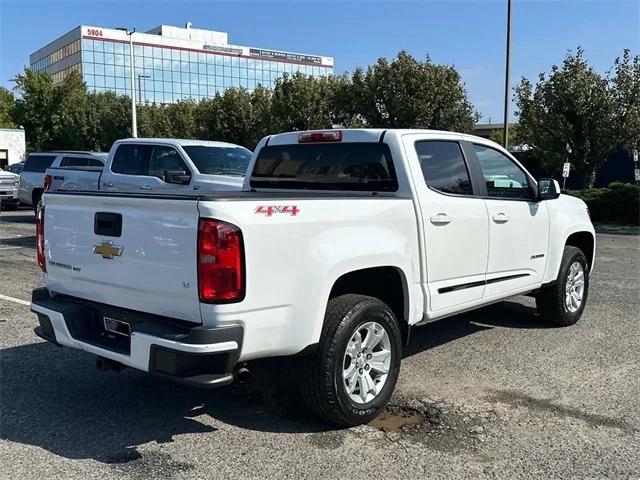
[255,205,300,217]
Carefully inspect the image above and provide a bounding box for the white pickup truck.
[31,129,595,426]
[0,167,20,210]
[45,138,252,194]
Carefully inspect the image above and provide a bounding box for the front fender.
[542,195,596,284]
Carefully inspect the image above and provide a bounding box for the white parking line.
[0,293,30,306]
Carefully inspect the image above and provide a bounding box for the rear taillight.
[198,218,244,302]
[43,175,52,191]
[36,205,46,272]
[298,130,343,143]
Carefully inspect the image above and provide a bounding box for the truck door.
[469,143,549,296]
[402,135,490,313]
[103,143,194,194]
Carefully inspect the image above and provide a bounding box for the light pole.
[137,74,150,104]
[116,26,137,137]
[502,0,512,149]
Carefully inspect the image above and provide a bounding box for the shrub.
[566,182,639,225]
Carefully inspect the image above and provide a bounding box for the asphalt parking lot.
[1,208,639,479]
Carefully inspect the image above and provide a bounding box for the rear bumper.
[31,288,243,388]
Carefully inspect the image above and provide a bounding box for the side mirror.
[164,170,191,185]
[537,178,561,201]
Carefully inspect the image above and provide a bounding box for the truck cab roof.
[114,138,251,150]
[264,128,497,146]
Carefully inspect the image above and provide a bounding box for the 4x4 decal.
[254,205,300,217]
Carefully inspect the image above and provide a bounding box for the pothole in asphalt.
[367,397,493,452]
[369,409,422,432]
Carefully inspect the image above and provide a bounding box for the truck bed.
[46,166,103,192]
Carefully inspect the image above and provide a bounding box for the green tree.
[609,49,640,153]
[327,73,366,128]
[349,51,478,131]
[52,70,88,150]
[197,88,256,148]
[515,48,616,186]
[488,126,519,146]
[249,86,273,146]
[271,73,332,132]
[84,91,131,151]
[138,102,169,138]
[165,99,198,139]
[12,69,58,151]
[12,69,89,151]
[0,87,16,128]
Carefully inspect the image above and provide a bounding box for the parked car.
[0,168,20,210]
[6,162,25,175]
[46,139,252,194]
[31,129,595,426]
[19,151,105,211]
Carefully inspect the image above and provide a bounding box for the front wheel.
[536,246,589,326]
[300,294,402,426]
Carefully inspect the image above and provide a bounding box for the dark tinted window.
[473,144,531,199]
[111,144,151,175]
[61,157,86,167]
[183,146,251,176]
[147,146,189,180]
[62,156,97,167]
[60,156,104,168]
[415,141,473,195]
[23,155,56,173]
[250,143,398,191]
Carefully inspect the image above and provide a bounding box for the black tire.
[32,189,44,215]
[536,246,589,327]
[300,294,402,426]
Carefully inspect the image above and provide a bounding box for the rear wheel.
[300,294,402,426]
[32,190,43,215]
[536,246,589,326]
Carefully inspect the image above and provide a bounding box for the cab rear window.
[23,155,56,173]
[250,143,398,191]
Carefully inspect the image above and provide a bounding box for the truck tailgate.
[42,192,202,323]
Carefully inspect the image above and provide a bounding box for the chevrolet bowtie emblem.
[93,241,123,259]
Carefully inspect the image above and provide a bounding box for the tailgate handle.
[94,212,122,237]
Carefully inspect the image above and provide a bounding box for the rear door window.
[111,144,152,175]
[415,141,473,195]
[87,158,104,167]
[250,142,398,191]
[23,155,56,173]
[60,156,105,168]
[60,156,88,167]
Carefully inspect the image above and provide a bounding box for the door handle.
[493,213,510,223]
[102,181,113,188]
[140,185,151,190]
[430,213,452,225]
